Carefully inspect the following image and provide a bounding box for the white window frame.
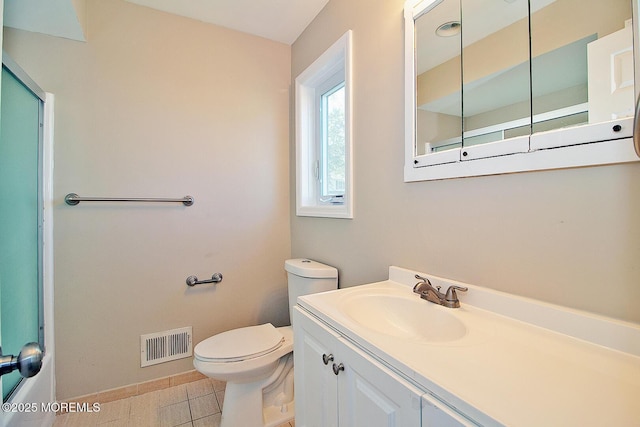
[296,30,353,218]
[404,0,640,182]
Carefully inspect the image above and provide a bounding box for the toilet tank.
[285,259,338,318]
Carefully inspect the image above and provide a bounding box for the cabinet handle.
[332,363,345,375]
[322,353,334,365]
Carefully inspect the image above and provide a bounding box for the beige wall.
[291,0,640,323]
[4,0,291,399]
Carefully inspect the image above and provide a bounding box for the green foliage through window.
[321,83,346,199]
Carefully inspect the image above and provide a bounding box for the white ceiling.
[124,0,330,45]
[3,0,329,45]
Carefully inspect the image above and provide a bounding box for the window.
[296,31,352,218]
[319,80,346,201]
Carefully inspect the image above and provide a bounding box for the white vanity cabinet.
[293,306,340,426]
[422,393,475,427]
[293,268,640,426]
[294,306,469,427]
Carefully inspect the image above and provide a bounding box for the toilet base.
[220,382,295,427]
[264,400,295,427]
[219,354,295,427]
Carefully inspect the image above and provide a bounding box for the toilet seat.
[194,323,284,363]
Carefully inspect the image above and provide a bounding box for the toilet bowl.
[194,325,295,427]
[193,259,338,427]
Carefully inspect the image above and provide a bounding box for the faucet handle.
[413,274,430,292]
[444,285,468,305]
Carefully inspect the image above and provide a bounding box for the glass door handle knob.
[0,342,43,378]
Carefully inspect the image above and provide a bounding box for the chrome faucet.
[412,275,468,308]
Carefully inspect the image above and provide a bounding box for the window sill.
[296,204,353,219]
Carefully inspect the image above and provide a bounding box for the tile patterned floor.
[52,378,295,427]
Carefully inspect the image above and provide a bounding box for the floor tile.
[209,378,225,392]
[52,413,69,426]
[192,413,221,427]
[127,412,160,427]
[129,390,159,417]
[213,390,225,410]
[158,384,188,407]
[186,379,213,400]
[55,379,232,427]
[97,399,130,424]
[189,393,219,420]
[64,411,99,427]
[99,418,129,426]
[158,400,191,427]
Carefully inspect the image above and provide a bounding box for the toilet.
[193,259,338,427]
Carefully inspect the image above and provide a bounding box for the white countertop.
[297,267,640,426]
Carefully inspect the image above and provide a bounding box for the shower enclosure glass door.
[0,63,45,401]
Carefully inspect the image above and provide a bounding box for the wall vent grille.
[141,326,192,367]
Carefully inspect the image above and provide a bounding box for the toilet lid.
[195,323,284,362]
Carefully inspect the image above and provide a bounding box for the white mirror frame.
[404,0,640,183]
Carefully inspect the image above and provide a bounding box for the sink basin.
[338,293,467,342]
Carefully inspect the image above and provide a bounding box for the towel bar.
[65,193,194,206]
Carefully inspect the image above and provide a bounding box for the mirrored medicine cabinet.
[404,0,640,181]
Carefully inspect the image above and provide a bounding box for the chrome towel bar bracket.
[65,193,194,206]
[186,273,223,287]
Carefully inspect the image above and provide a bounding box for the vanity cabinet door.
[422,393,477,427]
[293,307,422,427]
[336,336,422,427]
[293,307,340,427]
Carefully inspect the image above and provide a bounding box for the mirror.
[531,0,633,132]
[461,0,531,149]
[415,0,461,156]
[413,0,635,158]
